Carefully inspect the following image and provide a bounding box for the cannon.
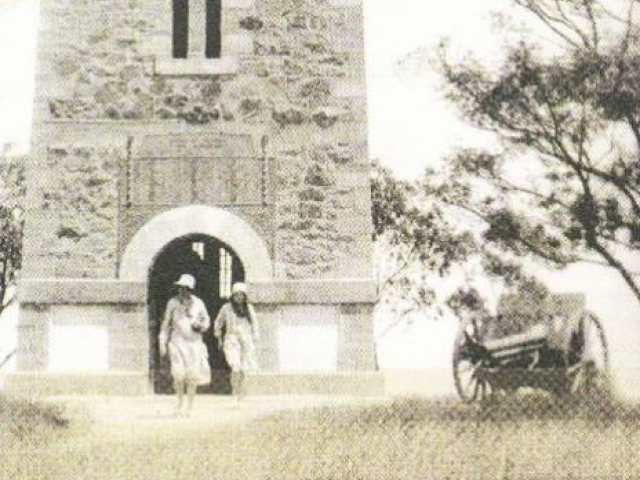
[452,294,609,402]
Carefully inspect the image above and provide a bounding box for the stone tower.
[8,0,381,395]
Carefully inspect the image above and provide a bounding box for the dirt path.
[48,395,388,437]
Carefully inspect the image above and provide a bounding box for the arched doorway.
[148,234,245,394]
[120,205,274,282]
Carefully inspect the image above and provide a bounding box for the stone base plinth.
[2,372,384,397]
[2,372,150,397]
[16,279,149,375]
[241,372,385,396]
[13,278,382,396]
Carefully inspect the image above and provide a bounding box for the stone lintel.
[19,279,147,305]
[248,279,378,305]
[18,279,377,305]
[154,57,239,76]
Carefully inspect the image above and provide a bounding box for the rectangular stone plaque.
[278,324,339,372]
[48,324,110,373]
[132,133,255,159]
[129,157,264,206]
[127,134,265,207]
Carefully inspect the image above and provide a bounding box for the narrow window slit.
[172,0,189,59]
[205,0,222,59]
[219,248,233,299]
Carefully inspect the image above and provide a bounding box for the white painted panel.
[48,325,109,373]
[278,324,338,372]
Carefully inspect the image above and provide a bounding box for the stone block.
[277,321,340,372]
[154,57,240,76]
[225,0,256,10]
[341,303,374,329]
[338,344,377,371]
[280,305,338,325]
[253,304,280,371]
[20,279,147,305]
[110,347,149,371]
[249,279,377,304]
[14,294,149,376]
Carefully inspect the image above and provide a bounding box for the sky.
[0,0,38,153]
[363,0,507,178]
[0,0,506,165]
[0,0,638,376]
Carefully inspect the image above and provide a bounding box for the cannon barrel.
[453,305,610,402]
[482,324,549,360]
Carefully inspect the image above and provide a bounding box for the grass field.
[2,393,640,480]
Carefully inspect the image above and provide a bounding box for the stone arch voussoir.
[119,205,273,282]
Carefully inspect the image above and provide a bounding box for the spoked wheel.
[453,320,492,403]
[567,313,610,396]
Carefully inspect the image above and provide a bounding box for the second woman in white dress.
[214,282,259,396]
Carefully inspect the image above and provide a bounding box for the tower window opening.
[219,249,233,299]
[172,0,189,59]
[192,241,205,260]
[205,0,222,59]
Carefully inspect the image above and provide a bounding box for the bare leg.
[186,382,196,416]
[174,379,185,416]
[237,371,245,400]
[230,371,240,403]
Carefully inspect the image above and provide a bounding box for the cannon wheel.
[453,320,492,403]
[566,312,610,396]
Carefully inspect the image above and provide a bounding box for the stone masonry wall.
[27,0,372,280]
[22,143,122,278]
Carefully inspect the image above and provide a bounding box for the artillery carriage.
[453,294,609,402]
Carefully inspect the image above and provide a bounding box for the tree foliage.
[435,0,640,305]
[372,160,470,319]
[371,159,550,335]
[0,155,24,318]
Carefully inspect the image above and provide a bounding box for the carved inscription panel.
[132,134,255,159]
[126,134,265,207]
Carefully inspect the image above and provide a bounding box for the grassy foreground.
[0,395,69,441]
[2,393,640,479]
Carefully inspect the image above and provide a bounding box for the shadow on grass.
[259,387,640,434]
[0,394,70,442]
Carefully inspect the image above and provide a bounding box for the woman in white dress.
[159,274,210,416]
[214,282,259,397]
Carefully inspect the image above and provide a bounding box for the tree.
[371,160,472,320]
[371,159,551,337]
[434,0,640,306]
[0,154,24,320]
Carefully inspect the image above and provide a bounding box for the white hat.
[175,274,196,290]
[231,282,247,295]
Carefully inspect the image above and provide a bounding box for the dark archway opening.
[148,234,245,394]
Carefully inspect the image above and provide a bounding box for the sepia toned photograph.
[0,0,639,478]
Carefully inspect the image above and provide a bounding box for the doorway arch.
[118,205,274,394]
[149,234,244,394]
[119,205,273,282]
